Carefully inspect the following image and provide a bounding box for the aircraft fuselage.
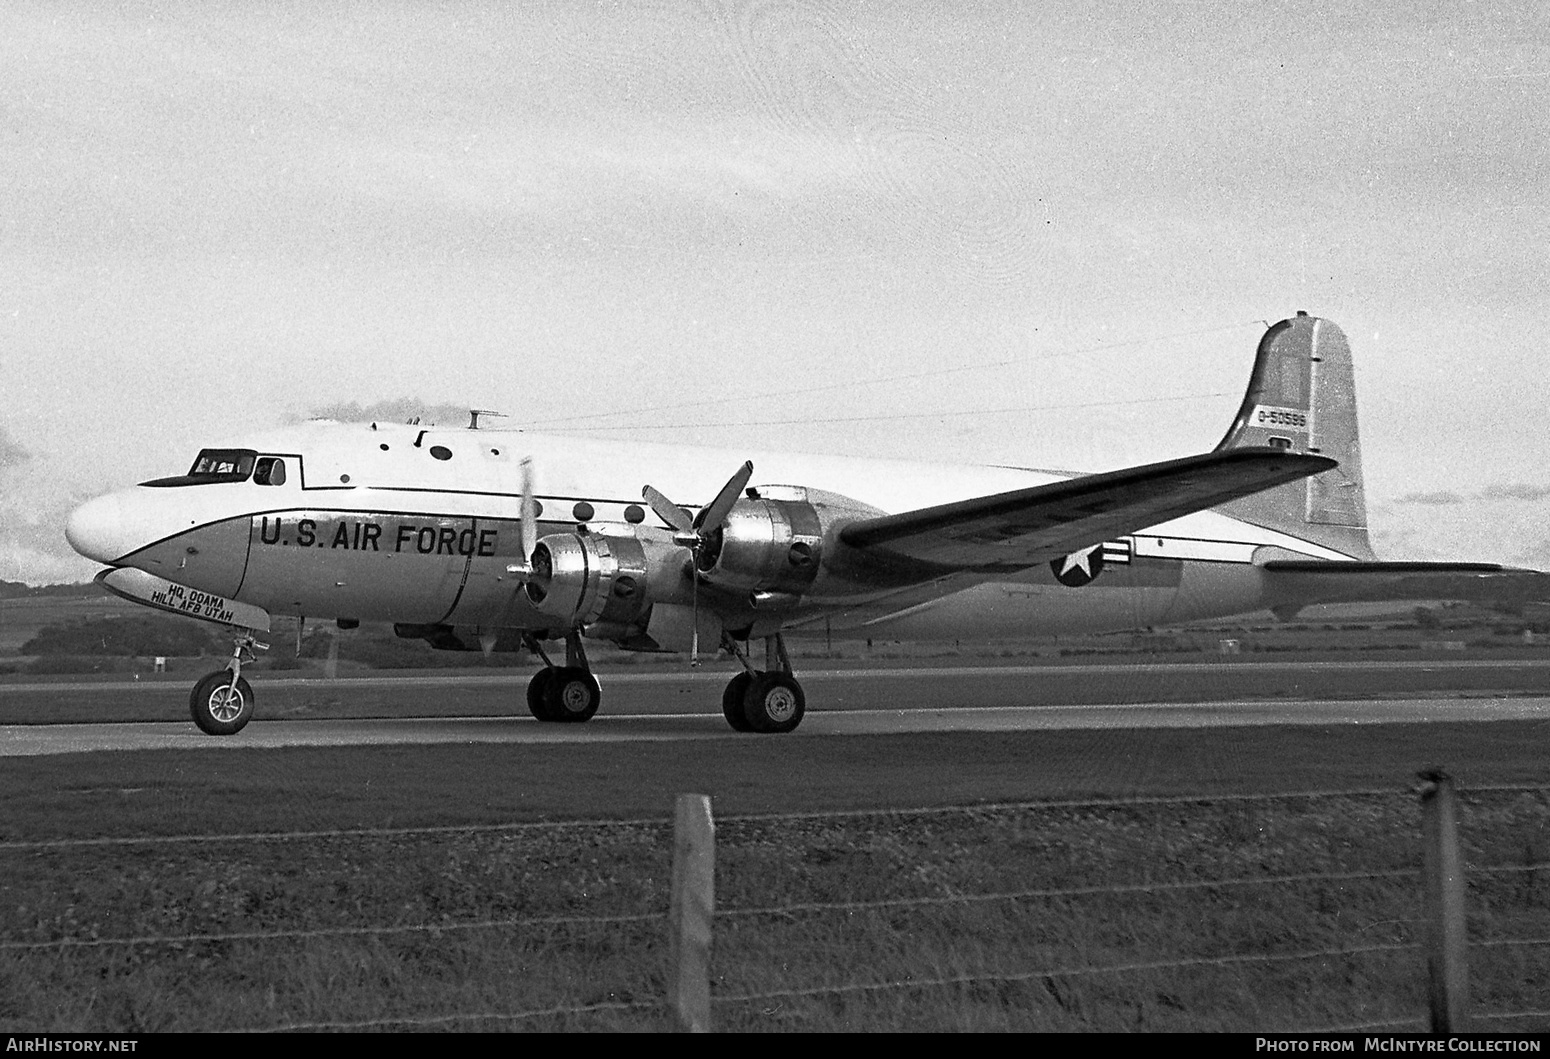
[67,420,1353,644]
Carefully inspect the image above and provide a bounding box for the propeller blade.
[519,457,538,560]
[642,484,695,534]
[695,460,754,532]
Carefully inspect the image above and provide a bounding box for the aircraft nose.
[65,492,130,565]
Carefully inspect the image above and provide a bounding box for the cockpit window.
[139,448,259,488]
[253,457,287,486]
[189,450,257,478]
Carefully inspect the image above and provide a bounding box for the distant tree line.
[0,580,103,600]
[22,616,225,657]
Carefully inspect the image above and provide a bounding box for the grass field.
[2,723,1547,1032]
[3,592,1547,1031]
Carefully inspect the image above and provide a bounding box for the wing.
[838,447,1336,574]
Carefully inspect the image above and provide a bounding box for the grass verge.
[1,723,1547,1031]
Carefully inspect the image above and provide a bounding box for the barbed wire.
[0,910,664,954]
[10,783,1546,855]
[0,816,670,854]
[717,868,1422,920]
[0,787,1427,854]
[1474,1010,1550,1024]
[3,865,1428,954]
[249,997,663,1033]
[711,941,1421,1007]
[1472,936,1550,949]
[1303,1016,1427,1032]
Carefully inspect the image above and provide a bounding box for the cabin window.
[253,457,287,486]
[429,445,452,461]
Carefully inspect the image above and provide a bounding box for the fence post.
[1418,768,1468,1033]
[668,793,715,1032]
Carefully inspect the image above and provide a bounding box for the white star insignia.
[1059,546,1099,579]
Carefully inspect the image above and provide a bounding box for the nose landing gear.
[190,631,267,736]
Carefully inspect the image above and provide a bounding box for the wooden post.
[1419,768,1469,1033]
[668,793,715,1032]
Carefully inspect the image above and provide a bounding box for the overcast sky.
[3,1,1547,583]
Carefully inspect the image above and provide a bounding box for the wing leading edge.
[838,447,1336,573]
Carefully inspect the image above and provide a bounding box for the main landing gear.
[524,631,602,723]
[721,633,806,734]
[190,631,267,736]
[519,629,806,733]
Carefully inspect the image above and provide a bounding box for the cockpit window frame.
[139,448,260,488]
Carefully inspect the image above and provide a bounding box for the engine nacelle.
[696,486,886,599]
[696,492,822,594]
[525,525,689,627]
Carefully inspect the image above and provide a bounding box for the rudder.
[1213,312,1376,560]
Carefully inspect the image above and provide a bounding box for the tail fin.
[1213,312,1377,560]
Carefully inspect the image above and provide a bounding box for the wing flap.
[838,447,1335,572]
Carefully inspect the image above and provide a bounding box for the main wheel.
[190,670,255,736]
[526,668,559,721]
[722,672,755,732]
[546,666,601,723]
[742,671,805,734]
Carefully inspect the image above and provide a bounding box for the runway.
[9,657,1550,697]
[5,695,1549,757]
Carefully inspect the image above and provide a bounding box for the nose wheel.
[190,671,254,735]
[189,631,265,736]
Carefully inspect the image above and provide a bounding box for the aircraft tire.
[526,668,559,721]
[742,671,805,734]
[547,667,601,723]
[190,670,255,736]
[722,672,755,732]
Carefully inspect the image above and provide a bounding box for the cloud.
[1393,490,1465,506]
[0,424,31,469]
[295,399,477,428]
[1393,482,1550,506]
[1478,482,1550,503]
[0,424,99,584]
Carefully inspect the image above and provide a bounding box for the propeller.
[641,460,753,665]
[642,460,753,562]
[505,457,539,580]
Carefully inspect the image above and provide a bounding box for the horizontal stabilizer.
[839,447,1334,573]
[1260,560,1550,610]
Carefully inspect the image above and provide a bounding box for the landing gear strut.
[524,630,601,723]
[190,631,267,736]
[722,632,806,734]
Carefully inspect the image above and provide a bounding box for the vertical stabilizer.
[1214,313,1376,560]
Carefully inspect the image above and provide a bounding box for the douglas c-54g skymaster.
[65,313,1549,736]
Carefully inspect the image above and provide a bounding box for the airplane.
[64,312,1549,736]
